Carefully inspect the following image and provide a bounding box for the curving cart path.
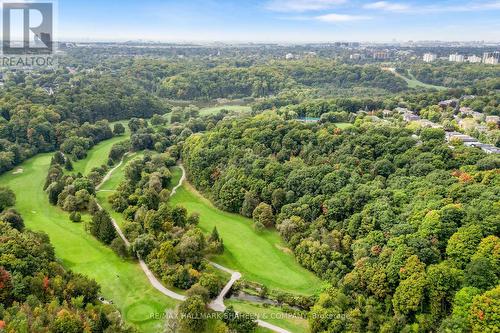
[97,158,291,333]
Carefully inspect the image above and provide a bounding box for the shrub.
[69,211,82,223]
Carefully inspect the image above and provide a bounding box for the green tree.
[222,306,258,333]
[69,211,81,223]
[132,233,156,258]
[0,187,15,212]
[446,225,483,268]
[0,209,24,230]
[178,296,207,333]
[90,210,117,244]
[469,286,500,332]
[426,261,464,321]
[393,255,427,316]
[158,241,178,264]
[198,273,222,298]
[186,284,210,303]
[110,237,128,258]
[252,202,275,228]
[113,123,125,135]
[241,191,260,217]
[50,311,84,333]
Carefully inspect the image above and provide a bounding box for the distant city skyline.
[55,0,500,42]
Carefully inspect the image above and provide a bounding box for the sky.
[54,0,500,42]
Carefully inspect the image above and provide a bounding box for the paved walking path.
[171,164,186,196]
[95,152,134,190]
[97,158,292,333]
[209,271,242,311]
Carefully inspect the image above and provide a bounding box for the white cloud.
[265,0,347,12]
[434,1,500,12]
[363,1,500,13]
[364,1,409,11]
[315,13,371,22]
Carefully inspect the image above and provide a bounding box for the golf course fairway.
[169,167,323,295]
[97,162,313,332]
[0,142,177,332]
[72,121,130,175]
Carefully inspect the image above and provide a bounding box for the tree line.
[159,60,408,100]
[0,69,170,175]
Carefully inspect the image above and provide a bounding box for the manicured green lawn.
[169,165,183,191]
[227,299,309,333]
[169,176,324,295]
[96,152,144,231]
[334,122,352,129]
[199,105,252,116]
[0,152,177,333]
[72,134,129,175]
[98,153,143,192]
[396,72,447,90]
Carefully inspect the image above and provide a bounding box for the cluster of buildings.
[445,132,500,154]
[423,51,499,64]
[284,51,317,60]
[395,107,444,129]
[349,50,390,60]
[394,105,500,154]
[372,50,390,60]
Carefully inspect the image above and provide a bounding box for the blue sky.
[56,0,500,42]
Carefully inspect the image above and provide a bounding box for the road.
[97,158,292,333]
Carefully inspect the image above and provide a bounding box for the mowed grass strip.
[0,147,177,333]
[72,121,130,175]
[71,135,127,175]
[199,105,252,116]
[334,122,353,129]
[169,169,324,295]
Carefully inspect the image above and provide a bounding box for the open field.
[401,73,447,90]
[335,122,353,129]
[199,105,252,116]
[169,175,324,295]
[227,299,309,333]
[0,147,177,332]
[382,66,447,90]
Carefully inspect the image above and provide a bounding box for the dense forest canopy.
[159,60,408,100]
[182,114,500,332]
[0,69,170,174]
[409,63,500,88]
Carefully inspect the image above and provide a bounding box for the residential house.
[403,113,420,122]
[417,119,443,128]
[465,143,500,154]
[382,109,393,118]
[439,99,458,108]
[445,132,478,143]
[395,107,410,114]
[486,116,500,125]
